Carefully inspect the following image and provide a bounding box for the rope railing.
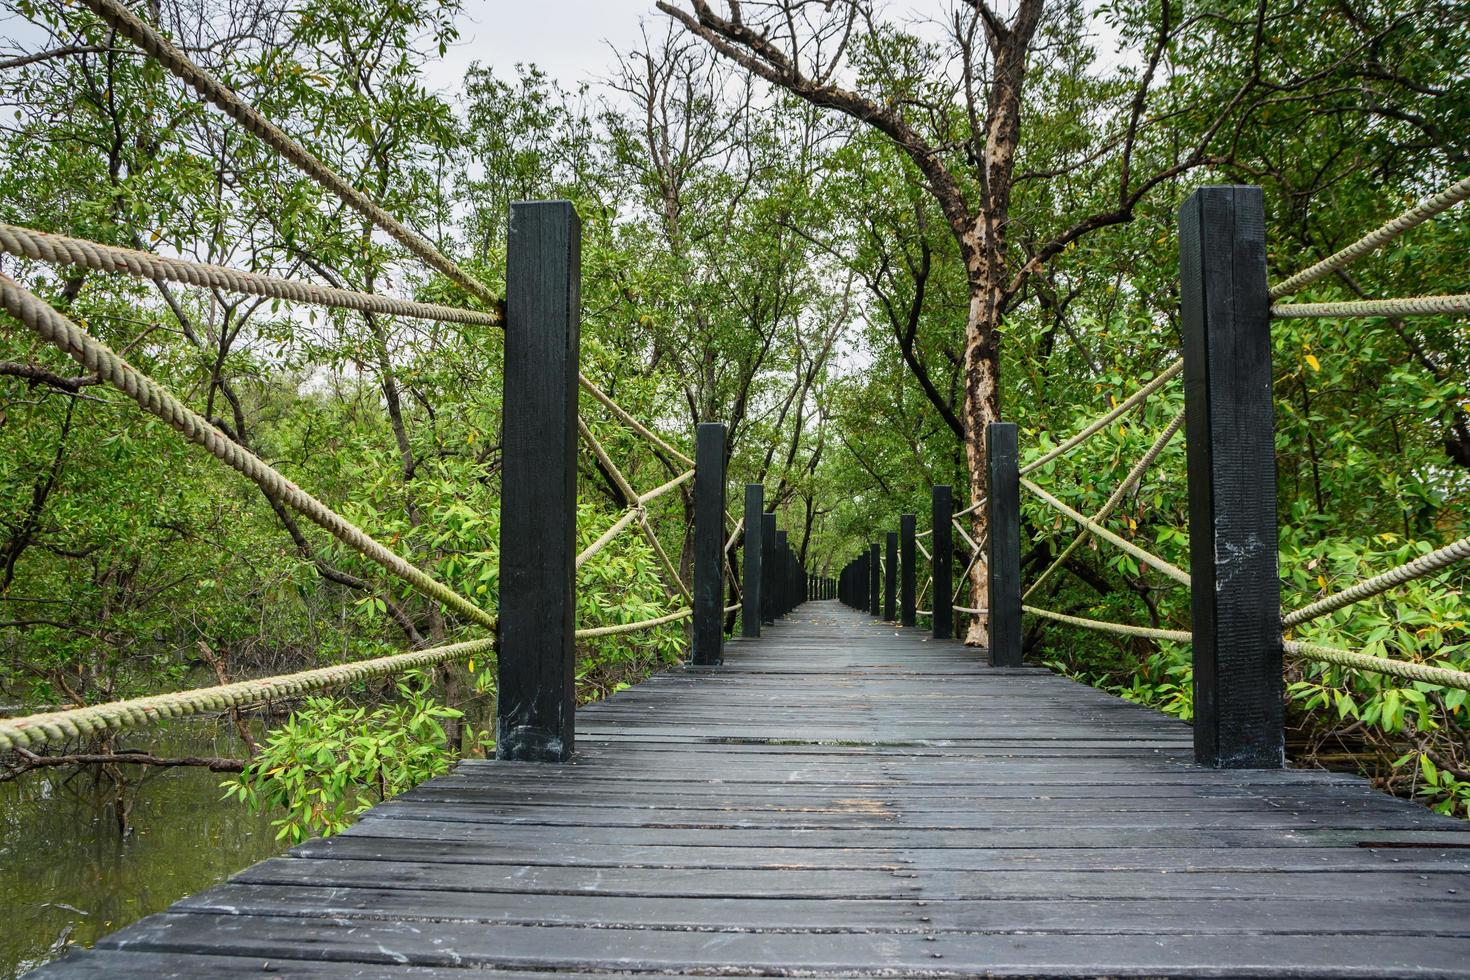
[79,0,500,308]
[1020,359,1183,476]
[0,0,762,775]
[575,608,692,639]
[578,376,695,468]
[1286,640,1470,693]
[1024,408,1187,602]
[1283,534,1470,628]
[1021,477,1191,587]
[1024,605,1192,643]
[0,273,498,632]
[576,417,691,605]
[0,224,503,327]
[1269,174,1470,300]
[0,636,496,752]
[1272,294,1470,319]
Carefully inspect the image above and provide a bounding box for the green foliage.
[223,673,461,842]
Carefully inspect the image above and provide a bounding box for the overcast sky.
[428,1,662,95]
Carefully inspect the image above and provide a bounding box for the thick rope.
[1020,359,1183,475]
[954,605,986,615]
[724,603,741,614]
[1021,477,1192,587]
[0,637,495,752]
[953,518,981,556]
[80,0,498,308]
[1282,533,1470,628]
[1273,294,1470,319]
[577,418,690,602]
[1287,640,1470,693]
[0,224,501,327]
[1269,175,1470,300]
[0,274,497,631]
[1024,605,1192,643]
[578,375,694,467]
[575,608,691,639]
[575,469,694,571]
[576,508,641,570]
[1024,408,1187,601]
[954,498,986,519]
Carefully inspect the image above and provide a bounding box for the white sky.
[427,1,662,94]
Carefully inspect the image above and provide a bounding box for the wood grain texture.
[932,485,953,639]
[1179,185,1283,768]
[496,201,579,762]
[32,602,1470,978]
[691,422,725,665]
[900,514,916,626]
[742,485,763,638]
[987,423,1022,666]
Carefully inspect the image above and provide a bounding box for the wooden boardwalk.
[34,602,1470,977]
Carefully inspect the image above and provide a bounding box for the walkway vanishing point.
[32,602,1470,979]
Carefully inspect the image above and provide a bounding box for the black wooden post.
[884,531,898,621]
[868,543,881,617]
[932,485,953,640]
[987,423,1023,667]
[691,423,726,666]
[900,514,916,627]
[742,485,763,638]
[1179,185,1283,769]
[498,200,579,763]
[856,551,867,611]
[770,517,782,625]
[775,530,789,617]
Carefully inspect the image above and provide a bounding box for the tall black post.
[868,542,881,617]
[498,201,579,762]
[883,531,898,621]
[900,514,916,627]
[987,423,1023,667]
[856,551,868,611]
[691,423,726,666]
[742,485,763,638]
[775,530,789,617]
[1179,185,1282,769]
[932,486,953,640]
[770,517,782,625]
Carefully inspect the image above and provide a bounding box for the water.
[0,723,287,978]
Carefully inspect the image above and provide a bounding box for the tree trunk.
[959,272,1003,645]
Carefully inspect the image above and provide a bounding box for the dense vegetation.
[1,0,1467,846]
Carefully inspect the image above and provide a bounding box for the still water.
[0,723,287,978]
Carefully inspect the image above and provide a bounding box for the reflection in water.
[0,722,287,978]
